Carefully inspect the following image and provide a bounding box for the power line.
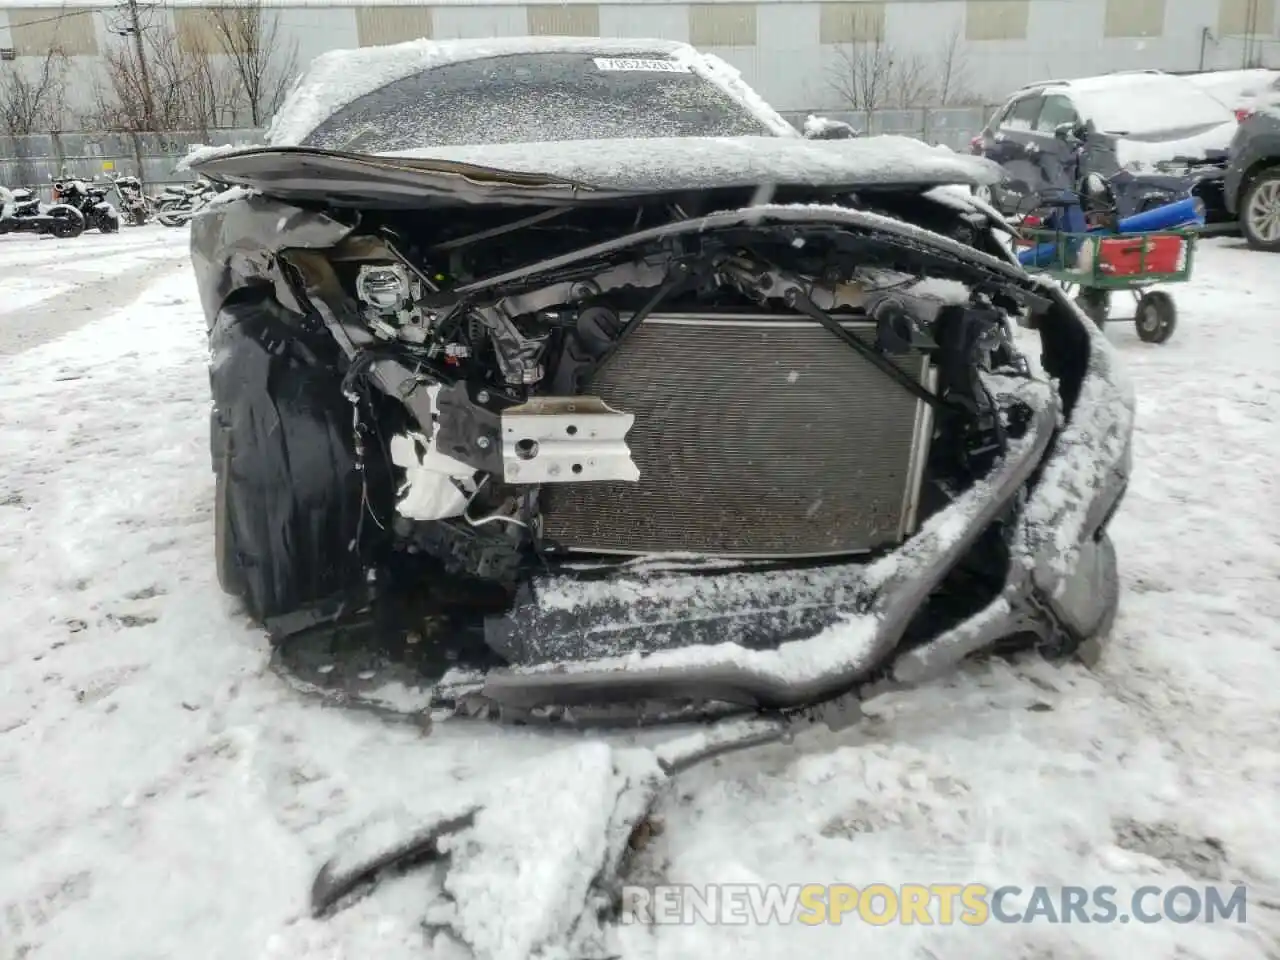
[4,8,101,31]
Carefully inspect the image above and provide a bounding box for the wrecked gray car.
[188,37,1133,725]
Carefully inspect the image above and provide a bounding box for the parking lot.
[0,223,1277,958]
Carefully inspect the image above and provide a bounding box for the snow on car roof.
[265,36,796,148]
[1183,68,1279,106]
[1031,72,1235,136]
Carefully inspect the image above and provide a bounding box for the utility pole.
[1243,0,1261,69]
[115,0,156,130]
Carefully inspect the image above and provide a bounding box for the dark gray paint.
[1224,110,1280,213]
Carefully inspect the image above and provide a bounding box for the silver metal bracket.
[500,396,639,484]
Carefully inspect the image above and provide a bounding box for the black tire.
[1240,169,1280,252]
[1074,288,1111,328]
[98,216,119,234]
[47,206,84,239]
[51,218,81,239]
[1134,290,1176,344]
[209,293,375,623]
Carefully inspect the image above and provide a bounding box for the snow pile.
[803,114,859,138]
[433,743,664,960]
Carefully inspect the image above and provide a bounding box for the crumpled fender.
[1013,282,1135,638]
[190,191,356,328]
[208,287,370,625]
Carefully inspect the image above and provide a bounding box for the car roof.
[1181,68,1279,104]
[1009,70,1171,98]
[1000,70,1237,136]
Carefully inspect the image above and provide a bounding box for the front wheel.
[1240,169,1280,251]
[1135,290,1176,344]
[209,295,377,623]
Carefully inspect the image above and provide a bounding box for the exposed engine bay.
[195,167,1128,724]
[268,190,1041,591]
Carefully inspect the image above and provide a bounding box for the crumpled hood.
[190,135,1004,205]
[378,134,1004,192]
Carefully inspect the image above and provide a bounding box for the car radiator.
[539,313,935,559]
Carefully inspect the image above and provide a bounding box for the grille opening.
[540,312,935,559]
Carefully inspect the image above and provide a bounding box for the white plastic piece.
[500,396,639,484]
[390,385,478,521]
[390,432,475,521]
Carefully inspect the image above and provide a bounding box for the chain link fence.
[1,105,998,199]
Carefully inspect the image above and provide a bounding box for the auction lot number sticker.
[593,57,692,72]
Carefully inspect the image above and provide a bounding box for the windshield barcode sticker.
[593,57,691,73]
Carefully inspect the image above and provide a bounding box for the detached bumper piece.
[477,381,1063,718]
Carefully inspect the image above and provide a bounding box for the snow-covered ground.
[1,226,1278,960]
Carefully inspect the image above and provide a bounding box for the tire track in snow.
[0,254,188,357]
[0,230,182,271]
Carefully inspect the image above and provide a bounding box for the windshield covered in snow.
[1070,76,1235,136]
[301,52,776,152]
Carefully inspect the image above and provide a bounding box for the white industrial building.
[0,0,1277,126]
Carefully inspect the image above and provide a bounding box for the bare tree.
[95,23,232,133]
[828,32,935,119]
[934,27,979,106]
[828,36,892,118]
[0,47,70,135]
[887,51,935,108]
[203,0,298,126]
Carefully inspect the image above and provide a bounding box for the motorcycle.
[0,185,85,239]
[111,175,152,226]
[52,177,121,234]
[154,177,226,227]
